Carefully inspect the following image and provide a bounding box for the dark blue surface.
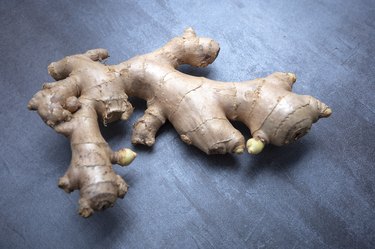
[1,0,374,248]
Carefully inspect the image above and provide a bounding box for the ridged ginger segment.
[28,28,331,217]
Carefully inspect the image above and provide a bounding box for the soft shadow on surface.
[178,64,213,77]
[78,206,132,245]
[44,136,71,175]
[99,99,144,143]
[128,96,147,111]
[100,97,149,151]
[176,129,312,174]
[99,120,129,142]
[231,120,251,138]
[245,139,313,178]
[179,142,240,171]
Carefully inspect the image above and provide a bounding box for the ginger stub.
[28,28,331,217]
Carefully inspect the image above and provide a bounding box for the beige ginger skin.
[28,28,331,217]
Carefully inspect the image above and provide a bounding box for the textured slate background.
[0,0,374,248]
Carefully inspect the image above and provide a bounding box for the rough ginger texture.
[28,28,331,217]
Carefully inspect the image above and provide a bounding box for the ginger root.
[28,49,137,217]
[28,28,331,217]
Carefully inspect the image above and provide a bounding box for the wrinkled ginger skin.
[28,28,331,217]
[114,28,331,154]
[29,50,136,217]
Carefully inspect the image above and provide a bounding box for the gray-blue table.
[1,0,374,248]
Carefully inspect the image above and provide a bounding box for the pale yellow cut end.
[322,107,332,117]
[287,73,297,83]
[234,146,244,154]
[117,148,137,166]
[246,138,265,155]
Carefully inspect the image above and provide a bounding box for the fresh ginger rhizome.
[29,28,331,217]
